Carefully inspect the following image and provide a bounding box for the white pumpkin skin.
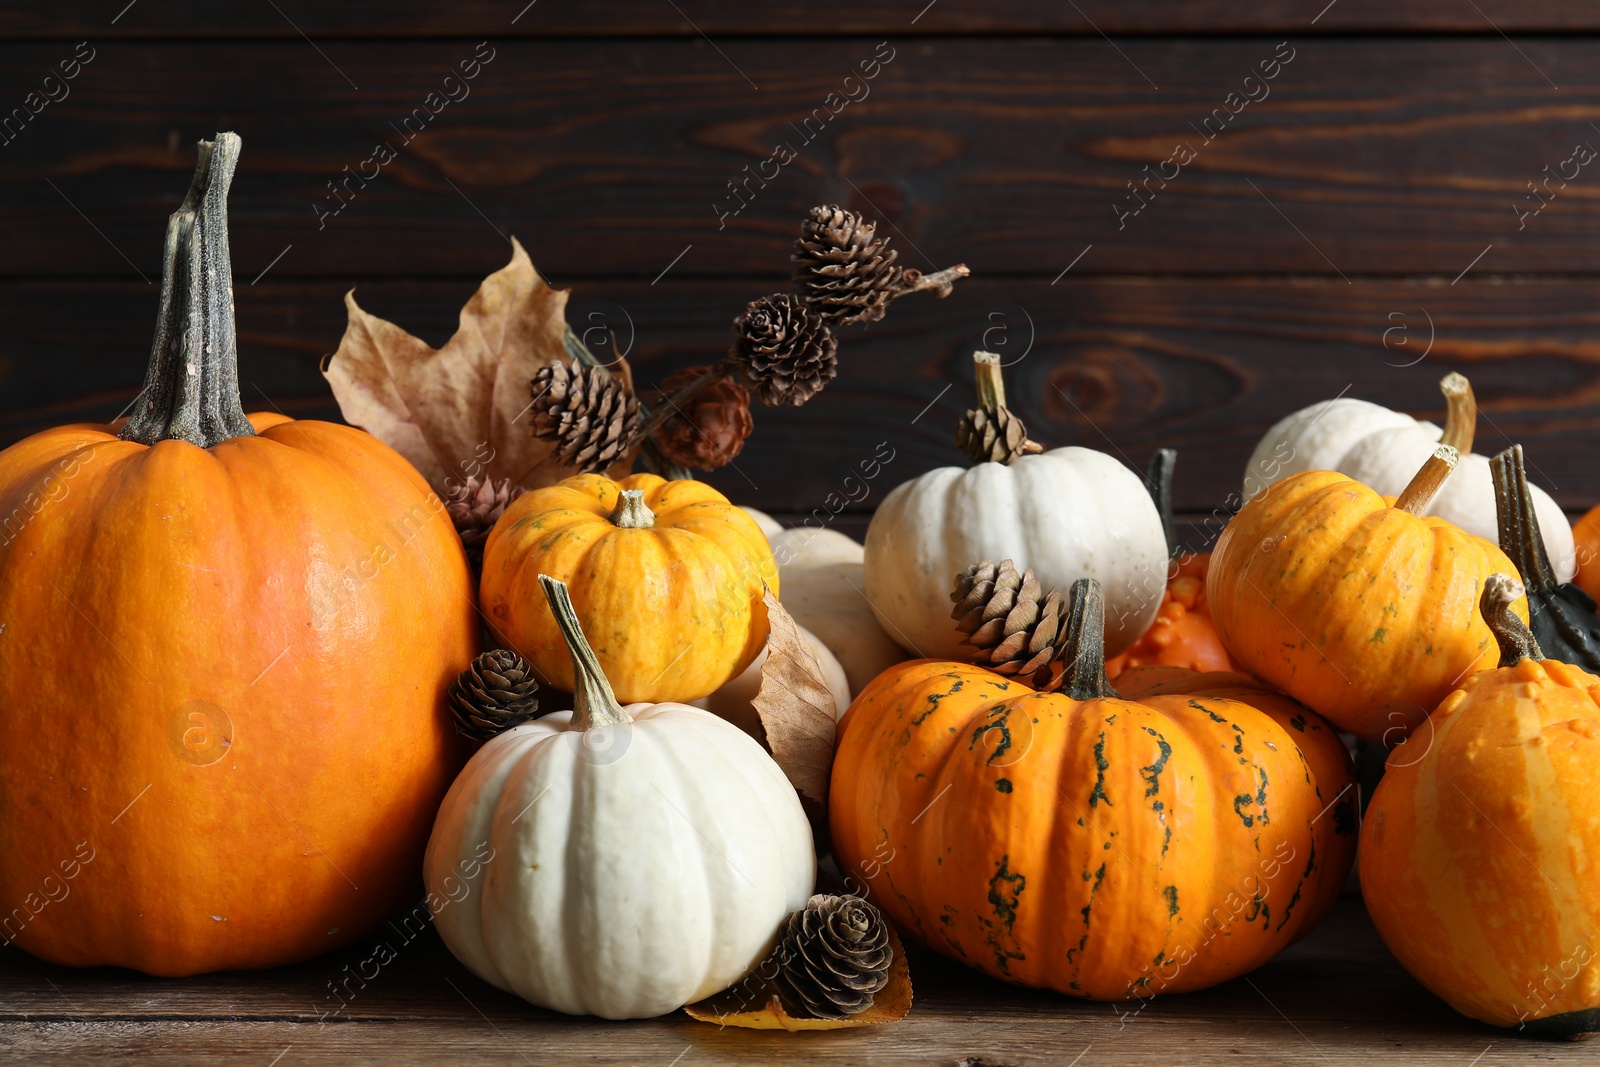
[864,446,1168,660]
[424,705,814,1019]
[1247,401,1576,582]
[769,528,906,695]
[693,622,851,738]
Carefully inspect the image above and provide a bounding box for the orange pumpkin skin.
[1107,553,1243,678]
[481,473,776,703]
[0,414,476,976]
[1361,656,1600,1032]
[1207,469,1525,744]
[1573,504,1600,602]
[829,660,1356,999]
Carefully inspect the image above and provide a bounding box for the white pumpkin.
[865,445,1168,660]
[1244,374,1575,581]
[694,621,851,739]
[425,576,814,1020]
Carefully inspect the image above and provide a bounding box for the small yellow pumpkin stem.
[1060,578,1120,701]
[609,489,656,530]
[537,574,632,728]
[1438,372,1477,455]
[1394,444,1459,517]
[1481,573,1542,667]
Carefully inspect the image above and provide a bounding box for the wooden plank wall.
[2,3,1598,523]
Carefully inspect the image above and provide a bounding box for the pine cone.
[445,476,521,570]
[448,649,541,741]
[651,366,754,471]
[773,894,893,1020]
[730,293,838,407]
[529,360,641,474]
[792,205,904,327]
[951,559,1068,690]
[955,404,1043,465]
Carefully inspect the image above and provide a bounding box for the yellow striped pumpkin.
[1361,574,1600,1036]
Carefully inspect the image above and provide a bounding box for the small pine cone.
[448,649,541,741]
[445,476,521,570]
[955,405,1042,466]
[730,293,839,407]
[951,560,1068,690]
[529,360,641,473]
[792,205,904,326]
[652,366,753,471]
[773,894,893,1020]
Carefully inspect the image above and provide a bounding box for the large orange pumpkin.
[1207,444,1525,743]
[830,578,1356,1000]
[480,473,775,703]
[1361,574,1600,1037]
[1573,504,1600,602]
[0,134,476,976]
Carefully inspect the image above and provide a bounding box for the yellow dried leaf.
[751,590,837,808]
[321,237,617,494]
[683,926,911,1030]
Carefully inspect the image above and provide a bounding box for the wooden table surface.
[0,896,1584,1065]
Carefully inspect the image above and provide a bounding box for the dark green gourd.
[1490,444,1600,671]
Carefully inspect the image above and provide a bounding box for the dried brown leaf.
[683,925,911,1030]
[321,237,621,494]
[751,590,837,808]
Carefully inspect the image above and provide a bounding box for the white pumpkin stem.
[537,574,632,728]
[1145,449,1177,559]
[1490,445,1557,595]
[1059,578,1119,701]
[1393,444,1459,517]
[1438,372,1477,455]
[972,350,1010,412]
[119,132,256,448]
[1481,573,1542,667]
[609,489,656,529]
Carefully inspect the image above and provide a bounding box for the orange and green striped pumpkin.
[1361,574,1600,1037]
[480,472,776,703]
[829,578,1356,1000]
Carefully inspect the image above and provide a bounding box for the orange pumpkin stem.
[119,133,256,449]
[1481,573,1542,667]
[1060,578,1119,701]
[1393,444,1459,517]
[538,574,631,729]
[1490,445,1557,595]
[1438,372,1476,455]
[609,489,656,530]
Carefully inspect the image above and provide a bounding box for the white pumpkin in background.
[863,353,1168,661]
[740,506,784,540]
[693,620,852,739]
[425,576,813,1020]
[1244,373,1575,581]
[738,509,908,695]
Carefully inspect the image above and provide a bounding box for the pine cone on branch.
[652,365,753,471]
[791,204,971,327]
[529,359,641,474]
[792,206,903,326]
[730,293,839,407]
[448,649,541,740]
[951,559,1068,691]
[773,894,893,1020]
[445,476,521,570]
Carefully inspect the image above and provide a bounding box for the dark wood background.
[5,3,1600,525]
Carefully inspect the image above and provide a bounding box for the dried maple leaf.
[683,925,911,1030]
[321,237,627,494]
[751,590,838,809]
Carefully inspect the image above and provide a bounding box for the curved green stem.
[538,575,631,728]
[1146,448,1177,559]
[1491,445,1556,595]
[1482,572,1542,667]
[120,132,255,448]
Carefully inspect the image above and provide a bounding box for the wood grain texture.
[4,1,1599,37]
[5,276,1598,515]
[1,38,1598,280]
[0,900,1573,1065]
